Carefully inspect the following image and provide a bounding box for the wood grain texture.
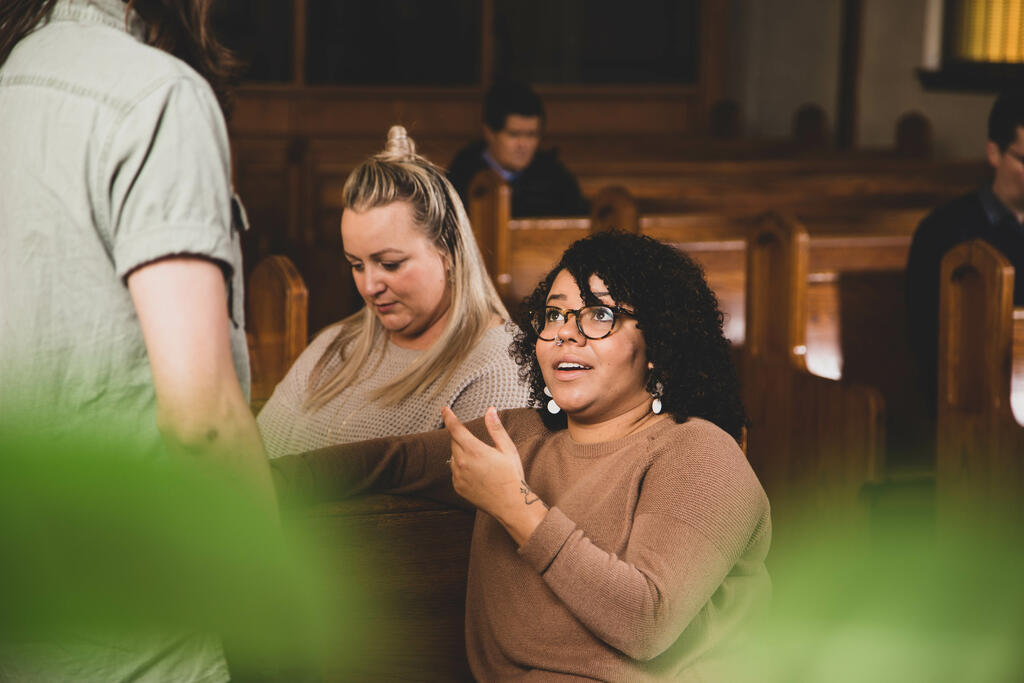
[247,255,308,406]
[741,215,884,548]
[300,494,475,682]
[936,241,1024,521]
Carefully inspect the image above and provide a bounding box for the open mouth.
[553,361,592,378]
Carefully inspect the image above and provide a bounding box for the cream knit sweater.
[257,323,531,458]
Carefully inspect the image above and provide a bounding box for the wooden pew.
[303,494,475,681]
[234,140,984,333]
[246,254,308,410]
[936,240,1024,518]
[471,166,933,292]
[740,214,884,538]
[571,158,985,214]
[243,256,473,679]
[501,207,930,474]
[495,189,920,339]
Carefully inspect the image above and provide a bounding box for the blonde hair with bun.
[305,125,508,408]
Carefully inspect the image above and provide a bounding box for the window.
[919,0,1024,90]
[493,0,699,84]
[305,0,482,85]
[214,0,701,87]
[950,0,1024,63]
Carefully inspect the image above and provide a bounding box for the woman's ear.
[647,361,654,371]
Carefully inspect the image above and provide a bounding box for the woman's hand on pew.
[442,406,548,546]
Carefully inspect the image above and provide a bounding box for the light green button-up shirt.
[0,1,248,681]
[0,0,250,443]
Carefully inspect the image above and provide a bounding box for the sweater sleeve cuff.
[518,506,575,574]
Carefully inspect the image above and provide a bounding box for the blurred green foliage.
[0,416,358,677]
[737,501,1024,682]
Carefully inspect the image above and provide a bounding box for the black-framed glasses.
[531,305,635,341]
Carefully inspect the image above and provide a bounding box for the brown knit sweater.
[273,408,771,681]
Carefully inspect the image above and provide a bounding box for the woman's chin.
[553,399,593,420]
[376,314,413,335]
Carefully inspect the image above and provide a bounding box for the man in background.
[905,91,1024,415]
[447,80,588,217]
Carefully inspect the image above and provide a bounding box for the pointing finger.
[442,406,480,448]
[484,407,517,454]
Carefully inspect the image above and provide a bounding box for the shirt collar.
[481,147,521,183]
[979,184,1021,228]
[46,0,147,42]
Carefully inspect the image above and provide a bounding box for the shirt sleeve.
[517,429,769,661]
[270,416,495,511]
[103,75,235,281]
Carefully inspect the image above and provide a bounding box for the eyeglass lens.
[534,306,616,340]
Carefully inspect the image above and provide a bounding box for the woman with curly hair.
[273,231,771,681]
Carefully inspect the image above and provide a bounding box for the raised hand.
[442,406,548,546]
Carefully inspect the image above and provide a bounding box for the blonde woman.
[257,126,530,457]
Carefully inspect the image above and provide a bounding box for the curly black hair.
[510,231,747,443]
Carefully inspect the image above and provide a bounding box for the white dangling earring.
[543,385,560,414]
[650,381,664,415]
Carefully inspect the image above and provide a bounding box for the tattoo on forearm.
[520,480,548,509]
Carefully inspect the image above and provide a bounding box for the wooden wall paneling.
[480,0,494,88]
[836,0,864,149]
[233,136,297,276]
[293,0,306,86]
[230,86,700,141]
[697,0,730,130]
[307,157,357,334]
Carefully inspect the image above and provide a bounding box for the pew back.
[304,495,475,681]
[247,255,308,410]
[937,241,1024,517]
[741,215,884,540]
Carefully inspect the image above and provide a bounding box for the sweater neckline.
[557,416,676,459]
[384,321,508,358]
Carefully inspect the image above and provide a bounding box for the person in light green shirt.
[0,0,277,680]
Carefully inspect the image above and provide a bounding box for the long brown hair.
[127,0,240,116]
[0,0,239,116]
[0,0,59,67]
